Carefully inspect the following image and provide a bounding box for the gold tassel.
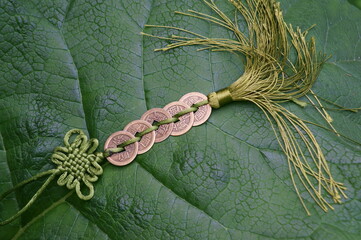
[143,0,350,214]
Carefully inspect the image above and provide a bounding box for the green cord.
[51,129,104,200]
[0,99,208,225]
[104,100,208,157]
[0,169,57,201]
[0,129,104,226]
[0,170,58,226]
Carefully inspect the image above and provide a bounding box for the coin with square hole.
[104,131,138,166]
[164,101,194,136]
[124,120,155,154]
[141,108,173,143]
[180,92,212,126]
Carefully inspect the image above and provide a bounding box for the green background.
[0,0,360,239]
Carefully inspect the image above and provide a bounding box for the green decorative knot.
[51,129,104,200]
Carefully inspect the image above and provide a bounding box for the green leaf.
[348,0,361,10]
[0,0,360,239]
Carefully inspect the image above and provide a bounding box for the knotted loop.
[207,88,233,109]
[51,129,104,200]
[0,129,104,226]
[64,129,87,149]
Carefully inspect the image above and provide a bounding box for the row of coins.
[104,92,212,166]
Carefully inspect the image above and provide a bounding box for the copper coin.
[124,120,155,154]
[141,108,173,143]
[179,92,212,126]
[163,101,194,136]
[104,131,138,166]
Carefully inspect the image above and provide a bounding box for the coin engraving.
[164,101,194,136]
[141,108,173,143]
[179,92,212,126]
[124,120,155,154]
[104,131,138,166]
